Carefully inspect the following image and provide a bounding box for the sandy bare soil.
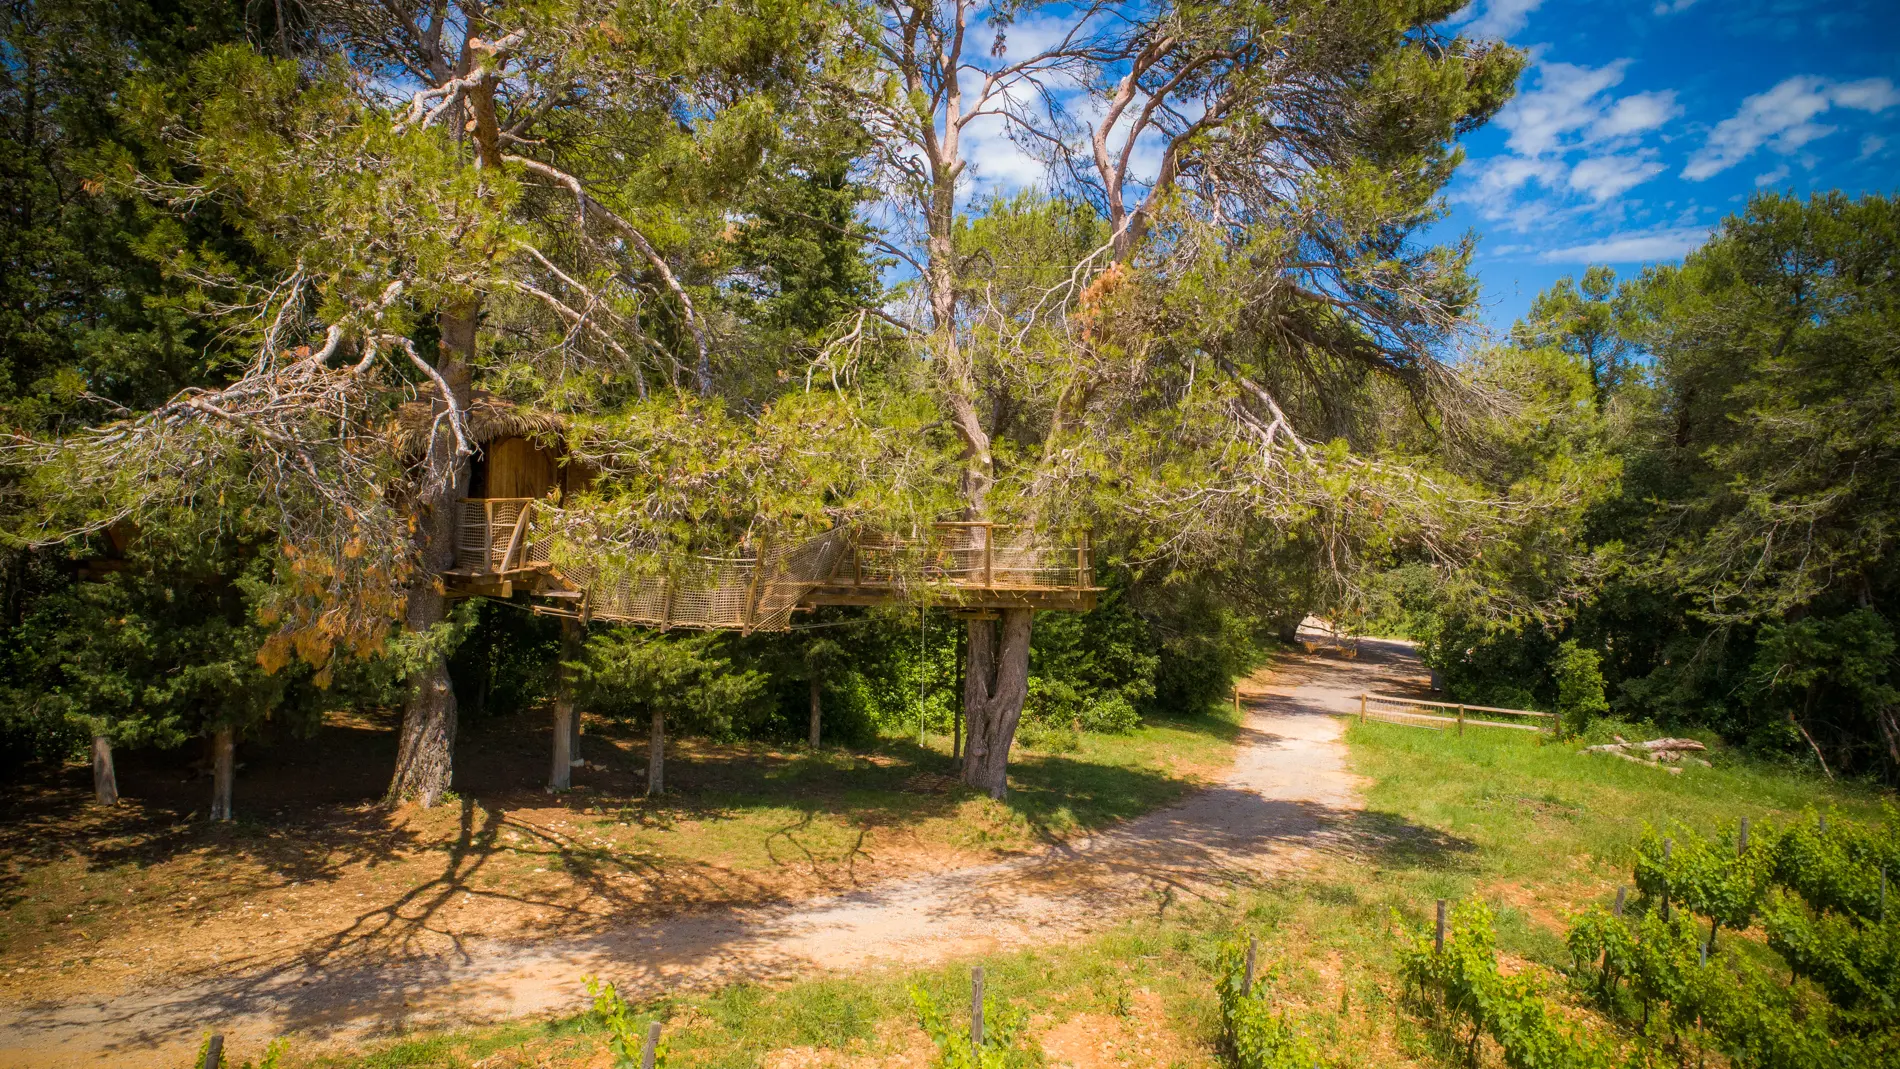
[0,634,1428,1067]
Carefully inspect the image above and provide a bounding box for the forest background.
[0,0,1895,802]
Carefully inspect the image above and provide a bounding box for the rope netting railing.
[451,501,1091,632]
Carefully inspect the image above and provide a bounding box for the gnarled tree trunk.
[209,726,234,822]
[959,608,1034,799]
[385,307,475,809]
[91,734,118,806]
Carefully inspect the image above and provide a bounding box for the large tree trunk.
[959,609,1034,799]
[550,619,581,789]
[647,707,665,797]
[808,675,822,749]
[209,727,234,822]
[91,734,119,806]
[384,306,475,808]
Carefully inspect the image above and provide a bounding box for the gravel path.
[0,634,1426,1067]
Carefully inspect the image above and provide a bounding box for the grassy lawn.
[0,703,1240,1007]
[286,717,1892,1069]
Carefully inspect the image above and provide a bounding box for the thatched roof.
[389,391,568,456]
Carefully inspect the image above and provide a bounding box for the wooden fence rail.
[1356,692,1555,735]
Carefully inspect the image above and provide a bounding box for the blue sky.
[1441,0,1900,331]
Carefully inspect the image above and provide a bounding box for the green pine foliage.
[1400,193,1900,780]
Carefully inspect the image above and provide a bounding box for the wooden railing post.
[1457,704,1465,736]
[482,499,496,572]
[982,523,993,588]
[741,536,767,633]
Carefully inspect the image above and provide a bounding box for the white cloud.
[1499,61,1630,156]
[1862,135,1889,159]
[1652,0,1699,14]
[961,121,1049,191]
[1683,75,1900,180]
[1452,0,1546,40]
[1833,78,1900,111]
[1590,91,1681,140]
[1569,155,1666,200]
[1754,165,1790,187]
[1540,225,1712,263]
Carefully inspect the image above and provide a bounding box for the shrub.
[1399,900,1611,1069]
[908,982,1037,1068]
[1216,942,1320,1069]
[1551,641,1608,737]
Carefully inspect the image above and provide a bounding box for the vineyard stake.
[1738,816,1749,855]
[640,1022,661,1069]
[1435,900,1446,952]
[1699,940,1708,966]
[971,966,985,1050]
[1614,887,1625,917]
[1234,686,1241,717]
[1243,937,1257,996]
[1707,915,1718,953]
[202,1034,224,1069]
[1662,839,1673,920]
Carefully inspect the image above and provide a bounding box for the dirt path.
[0,636,1428,1067]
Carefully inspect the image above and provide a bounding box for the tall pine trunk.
[209,727,234,822]
[384,306,474,808]
[808,675,822,749]
[550,619,581,789]
[647,707,665,796]
[959,609,1034,799]
[91,734,118,806]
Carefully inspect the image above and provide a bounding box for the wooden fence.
[1356,692,1556,735]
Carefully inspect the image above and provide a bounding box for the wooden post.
[209,727,235,822]
[809,675,822,749]
[1434,900,1447,952]
[483,499,496,572]
[971,966,985,1049]
[1614,886,1626,917]
[1359,693,1367,723]
[92,734,119,806]
[647,708,664,797]
[551,618,579,790]
[742,535,767,633]
[640,1021,661,1069]
[202,1033,224,1069]
[1738,816,1749,855]
[982,524,993,588]
[1662,839,1672,920]
[1234,685,1241,717]
[1243,937,1257,996]
[1457,704,1465,737]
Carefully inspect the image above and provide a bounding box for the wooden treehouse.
[435,404,1098,631]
